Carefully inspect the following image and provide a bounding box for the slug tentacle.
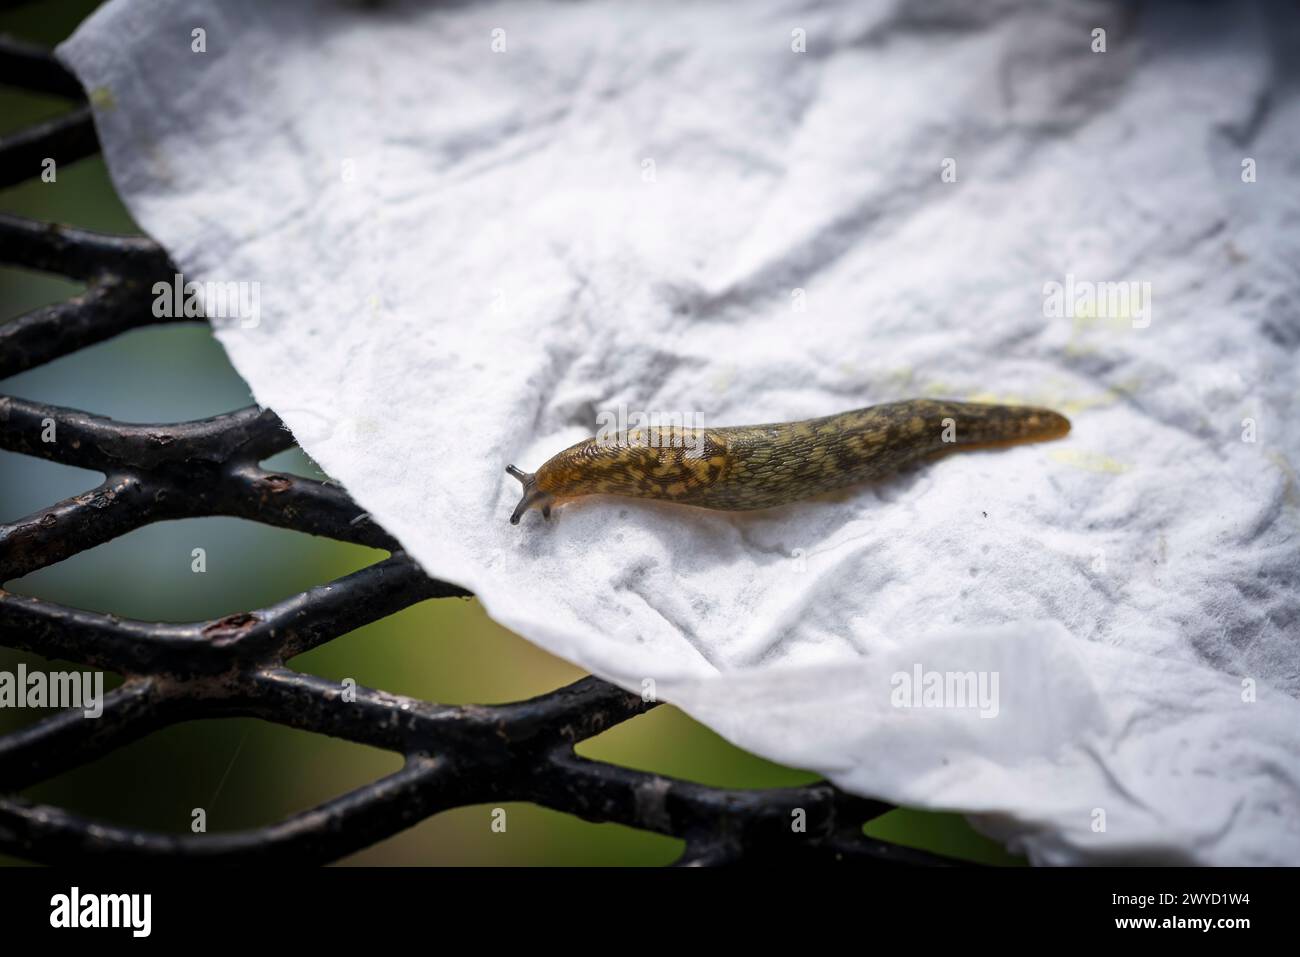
[505,465,553,524]
[507,399,1070,524]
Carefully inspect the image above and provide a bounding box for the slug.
[506,399,1070,524]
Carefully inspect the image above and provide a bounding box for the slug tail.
[946,402,1071,451]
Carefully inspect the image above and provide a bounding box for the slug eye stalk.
[506,465,552,524]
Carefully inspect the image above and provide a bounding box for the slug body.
[507,399,1070,524]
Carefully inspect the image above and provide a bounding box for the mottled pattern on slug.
[507,399,1070,523]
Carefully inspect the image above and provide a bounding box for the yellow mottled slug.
[506,399,1070,524]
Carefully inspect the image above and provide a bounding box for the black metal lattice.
[0,34,962,866]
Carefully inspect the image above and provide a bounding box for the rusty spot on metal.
[202,613,259,638]
[261,474,293,493]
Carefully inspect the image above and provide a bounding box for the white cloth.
[60,0,1300,864]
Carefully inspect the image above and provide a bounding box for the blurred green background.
[0,0,1021,866]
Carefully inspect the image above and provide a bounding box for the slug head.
[506,465,553,524]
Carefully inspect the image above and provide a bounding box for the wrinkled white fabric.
[60,0,1300,863]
